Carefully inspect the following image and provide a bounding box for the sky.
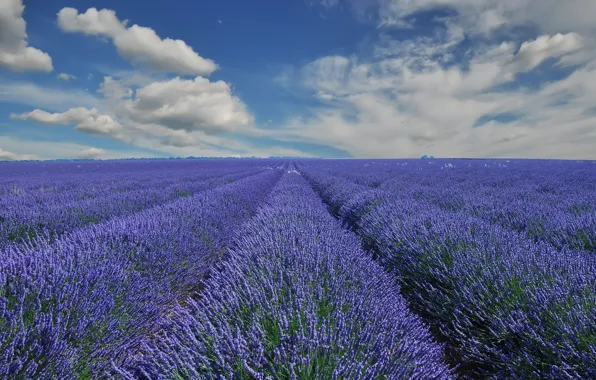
[1,0,595,160]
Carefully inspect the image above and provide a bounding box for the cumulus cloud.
[57,7,125,36]
[11,107,121,135]
[57,7,217,76]
[10,73,254,154]
[74,147,106,158]
[0,0,53,72]
[119,76,253,133]
[57,72,77,81]
[7,70,311,157]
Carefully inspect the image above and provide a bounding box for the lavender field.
[1,158,595,379]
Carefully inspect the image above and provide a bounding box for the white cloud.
[56,7,126,37]
[98,75,132,99]
[297,33,583,98]
[273,30,596,159]
[159,139,315,158]
[0,81,99,111]
[262,0,595,159]
[57,7,217,76]
[10,73,255,155]
[0,147,37,161]
[0,136,160,160]
[94,67,162,87]
[508,0,596,35]
[377,0,596,36]
[7,72,313,157]
[120,76,253,133]
[11,107,121,135]
[74,147,106,158]
[57,72,77,81]
[511,33,584,71]
[9,107,197,151]
[10,0,594,160]
[0,0,53,72]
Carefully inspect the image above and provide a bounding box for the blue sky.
[1,0,595,160]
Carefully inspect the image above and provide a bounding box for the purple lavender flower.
[123,171,452,379]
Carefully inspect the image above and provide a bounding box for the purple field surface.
[1,158,595,379]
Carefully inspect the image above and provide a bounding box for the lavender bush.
[1,162,270,249]
[2,158,594,379]
[118,172,451,379]
[0,167,282,378]
[300,162,596,378]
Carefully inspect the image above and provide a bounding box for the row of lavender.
[1,162,283,378]
[306,159,596,254]
[1,160,281,249]
[115,170,452,379]
[0,160,246,199]
[298,159,596,378]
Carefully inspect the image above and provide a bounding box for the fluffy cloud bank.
[57,7,217,76]
[117,76,253,133]
[0,0,53,72]
[7,5,275,158]
[11,74,254,151]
